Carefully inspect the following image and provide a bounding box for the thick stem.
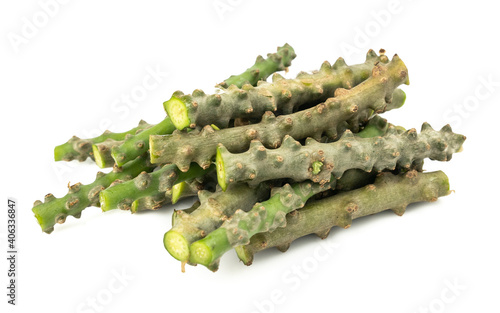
[217,123,465,188]
[32,154,155,234]
[236,171,450,265]
[150,55,408,170]
[164,49,389,130]
[218,44,296,88]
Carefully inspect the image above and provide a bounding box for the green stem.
[99,163,214,212]
[171,180,201,204]
[164,49,389,130]
[217,123,465,188]
[111,117,176,167]
[54,120,152,162]
[32,154,155,234]
[236,171,450,265]
[218,44,296,88]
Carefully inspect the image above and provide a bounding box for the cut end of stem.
[32,211,46,231]
[392,89,406,110]
[216,148,227,191]
[189,241,213,267]
[164,231,190,262]
[312,161,323,175]
[149,136,159,164]
[92,145,107,168]
[99,191,111,212]
[437,170,451,195]
[53,144,66,161]
[164,96,191,130]
[171,182,185,204]
[32,205,56,234]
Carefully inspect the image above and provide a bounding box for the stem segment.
[32,154,155,233]
[54,120,152,162]
[218,43,296,88]
[191,124,465,270]
[111,117,176,167]
[99,164,214,212]
[217,123,465,188]
[236,171,450,265]
[164,49,389,130]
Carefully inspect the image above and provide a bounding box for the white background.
[1,1,499,312]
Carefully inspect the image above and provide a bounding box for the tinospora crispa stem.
[164,49,390,130]
[236,170,451,265]
[32,154,155,234]
[99,163,214,212]
[54,120,153,162]
[218,43,296,88]
[217,123,465,189]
